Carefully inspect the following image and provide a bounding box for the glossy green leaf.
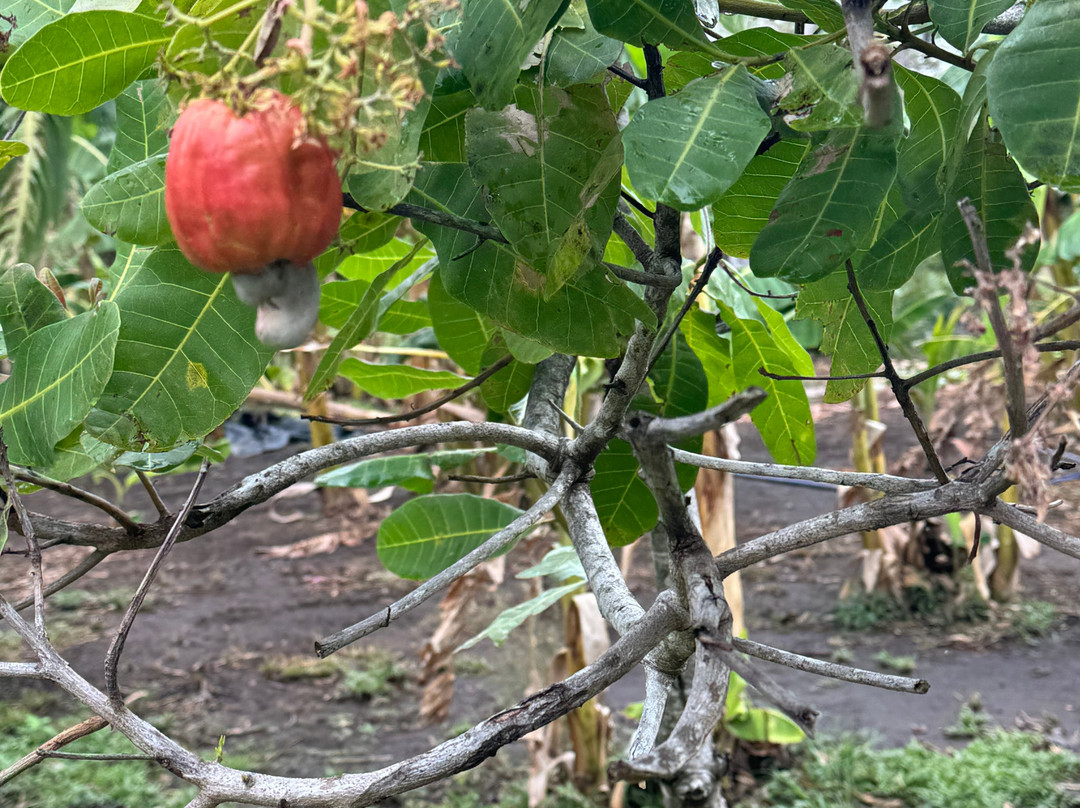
[894,67,960,210]
[379,300,430,335]
[592,438,658,547]
[713,28,818,80]
[479,343,533,413]
[409,163,651,358]
[681,307,735,408]
[750,113,900,284]
[466,83,622,292]
[940,115,1038,293]
[0,141,29,171]
[450,0,566,110]
[335,238,435,283]
[585,0,709,52]
[304,251,415,400]
[716,301,815,465]
[623,66,770,211]
[859,208,942,292]
[796,268,892,403]
[0,11,168,114]
[926,0,1012,53]
[753,298,814,377]
[545,8,623,86]
[775,44,860,132]
[419,89,474,163]
[38,429,121,483]
[987,1,1080,192]
[378,493,525,580]
[0,302,119,467]
[316,449,492,494]
[776,0,843,31]
[711,139,809,259]
[84,248,273,451]
[339,358,467,399]
[427,271,495,375]
[0,264,66,355]
[1,0,75,53]
[107,79,170,172]
[458,580,582,650]
[339,211,399,254]
[347,66,436,210]
[80,153,171,246]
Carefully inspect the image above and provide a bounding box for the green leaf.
[466,83,622,291]
[894,67,960,210]
[796,268,892,403]
[419,89,474,163]
[591,438,658,547]
[859,208,942,291]
[753,298,814,377]
[585,0,709,52]
[517,544,586,581]
[711,139,809,259]
[479,344,533,413]
[304,251,414,401]
[377,493,525,580]
[940,115,1038,293]
[0,140,30,171]
[84,248,273,451]
[776,0,843,31]
[427,271,495,374]
[107,79,170,172]
[623,66,771,211]
[987,1,1080,192]
[0,11,169,115]
[0,303,120,467]
[0,264,66,355]
[339,358,467,399]
[80,153,171,246]
[335,237,434,283]
[712,28,819,80]
[716,301,815,465]
[339,211,399,254]
[926,0,1012,53]
[450,0,566,110]
[315,449,493,494]
[0,0,75,53]
[503,330,554,364]
[458,580,582,650]
[545,8,623,86]
[775,44,860,132]
[409,163,651,358]
[346,62,436,210]
[37,429,120,483]
[681,307,735,408]
[164,0,267,77]
[750,112,900,284]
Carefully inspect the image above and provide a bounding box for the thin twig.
[0,429,45,631]
[136,470,170,520]
[760,367,887,382]
[646,248,722,372]
[957,199,1028,436]
[13,549,111,611]
[725,651,818,736]
[720,260,798,300]
[669,448,937,494]
[343,195,509,245]
[15,471,139,534]
[316,465,578,657]
[104,461,211,703]
[3,110,27,142]
[38,751,157,761]
[903,341,1080,389]
[620,190,654,219]
[607,64,646,89]
[845,260,948,483]
[446,472,536,484]
[605,261,681,289]
[733,637,930,694]
[307,354,514,427]
[0,716,108,787]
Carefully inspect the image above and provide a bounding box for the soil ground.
[1,399,1079,804]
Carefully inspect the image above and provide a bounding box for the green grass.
[0,704,195,808]
[755,731,1080,808]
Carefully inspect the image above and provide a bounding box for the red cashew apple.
[164,90,341,348]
